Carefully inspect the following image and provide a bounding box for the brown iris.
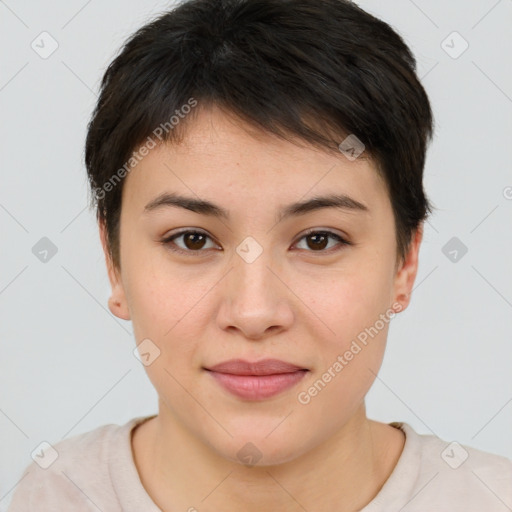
[305,233,329,250]
[182,232,207,250]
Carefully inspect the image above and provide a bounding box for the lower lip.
[207,370,308,400]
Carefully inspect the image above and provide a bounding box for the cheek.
[296,274,393,413]
[296,269,394,410]
[124,247,189,329]
[126,262,214,367]
[308,261,394,347]
[126,269,203,406]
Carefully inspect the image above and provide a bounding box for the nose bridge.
[217,236,293,338]
[231,237,279,306]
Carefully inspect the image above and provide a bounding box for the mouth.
[203,359,309,400]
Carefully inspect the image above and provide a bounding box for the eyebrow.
[143,192,369,222]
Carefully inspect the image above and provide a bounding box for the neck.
[132,402,404,511]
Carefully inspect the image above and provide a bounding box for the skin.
[100,104,423,511]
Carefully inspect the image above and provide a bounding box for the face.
[101,104,421,465]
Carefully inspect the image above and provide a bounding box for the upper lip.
[205,358,307,376]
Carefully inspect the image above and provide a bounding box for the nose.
[215,246,294,341]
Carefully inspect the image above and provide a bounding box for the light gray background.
[1,0,511,508]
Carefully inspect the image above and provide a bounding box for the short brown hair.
[85,0,434,271]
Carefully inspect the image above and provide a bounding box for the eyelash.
[160,228,351,256]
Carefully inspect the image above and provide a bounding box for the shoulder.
[395,422,512,511]
[7,416,149,511]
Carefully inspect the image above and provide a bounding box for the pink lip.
[205,359,308,400]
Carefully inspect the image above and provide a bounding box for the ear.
[391,223,423,313]
[99,219,131,321]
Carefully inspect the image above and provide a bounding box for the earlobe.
[391,224,423,313]
[107,295,131,321]
[99,219,131,321]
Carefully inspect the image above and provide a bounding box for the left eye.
[294,230,349,252]
[161,229,349,255]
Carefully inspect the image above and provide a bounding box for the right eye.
[161,229,221,255]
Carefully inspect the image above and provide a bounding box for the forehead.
[121,105,389,216]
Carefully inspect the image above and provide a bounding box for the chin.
[206,428,309,468]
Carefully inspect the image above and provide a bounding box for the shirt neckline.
[109,414,162,512]
[109,416,421,512]
[359,422,422,511]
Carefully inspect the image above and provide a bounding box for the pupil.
[185,233,205,250]
[309,233,327,250]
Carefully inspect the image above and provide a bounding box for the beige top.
[7,415,512,511]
